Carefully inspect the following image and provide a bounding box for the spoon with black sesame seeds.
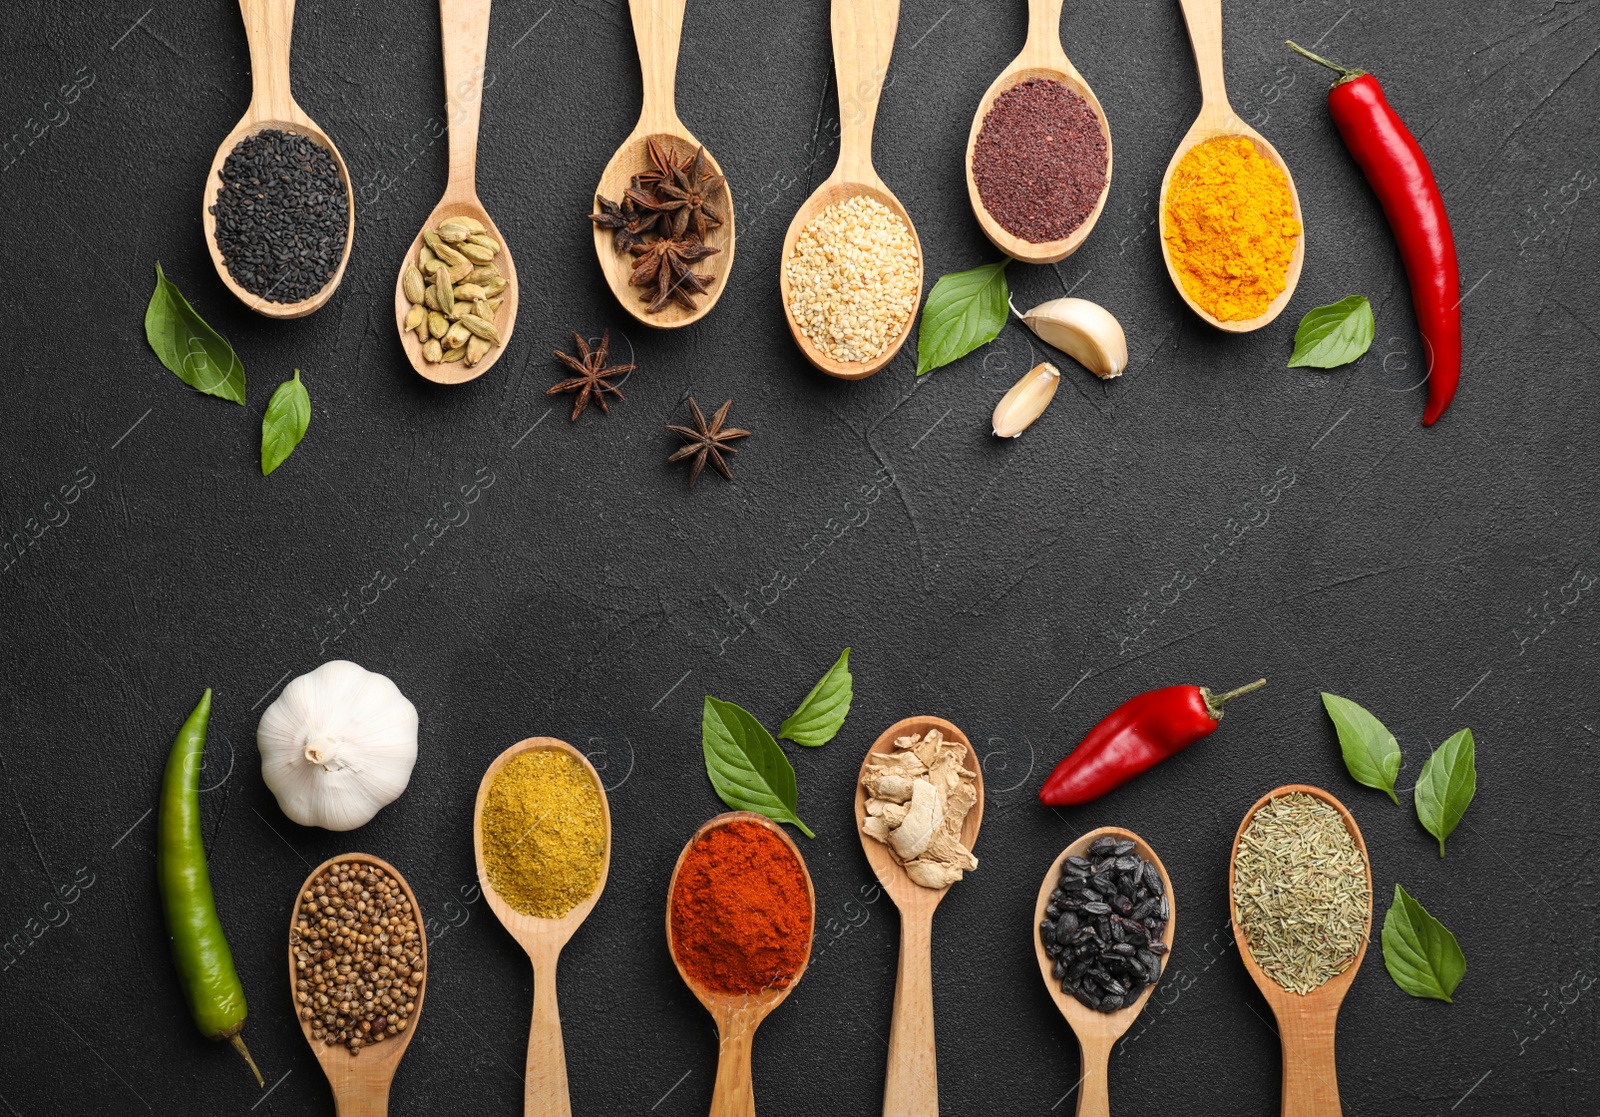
[394,0,520,385]
[202,0,355,318]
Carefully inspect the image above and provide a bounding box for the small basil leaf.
[701,696,814,837]
[778,648,852,747]
[1287,295,1375,369]
[1321,692,1401,804]
[144,262,246,404]
[1381,884,1466,1002]
[916,261,1009,375]
[1414,728,1476,857]
[261,370,311,476]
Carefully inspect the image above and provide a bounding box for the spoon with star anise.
[589,0,735,329]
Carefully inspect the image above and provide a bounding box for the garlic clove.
[992,361,1061,438]
[1021,297,1128,379]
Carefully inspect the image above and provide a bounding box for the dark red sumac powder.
[973,79,1108,244]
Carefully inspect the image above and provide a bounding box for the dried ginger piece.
[859,729,979,889]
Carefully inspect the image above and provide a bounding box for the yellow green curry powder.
[481,750,605,918]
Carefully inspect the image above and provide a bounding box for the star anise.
[633,137,691,195]
[586,195,646,253]
[667,397,750,487]
[548,331,634,421]
[629,236,720,313]
[654,146,725,240]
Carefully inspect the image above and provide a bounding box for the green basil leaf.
[144,262,246,404]
[261,369,311,476]
[701,696,814,837]
[1321,692,1401,804]
[1287,295,1375,369]
[1381,884,1466,1002]
[1414,728,1476,857]
[778,648,852,747]
[916,261,1009,375]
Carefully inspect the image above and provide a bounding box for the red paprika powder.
[668,818,813,995]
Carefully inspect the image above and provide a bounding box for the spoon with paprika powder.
[854,716,985,1116]
[667,812,815,1117]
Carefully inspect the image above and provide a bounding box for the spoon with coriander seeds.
[588,0,736,329]
[394,0,520,384]
[475,738,612,1117]
[203,0,355,318]
[1230,785,1373,1117]
[290,853,428,1116]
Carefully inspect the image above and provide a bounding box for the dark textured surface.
[2,0,1596,1113]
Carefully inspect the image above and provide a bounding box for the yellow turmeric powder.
[1163,136,1301,322]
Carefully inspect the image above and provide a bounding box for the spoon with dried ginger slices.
[964,0,1113,263]
[1159,0,1304,332]
[1033,828,1175,1117]
[854,716,984,1116]
[589,0,735,329]
[666,812,816,1117]
[1230,785,1373,1117]
[203,0,355,318]
[289,853,428,1116]
[474,738,612,1117]
[394,0,520,384]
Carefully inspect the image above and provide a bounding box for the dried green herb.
[1415,728,1476,857]
[1381,884,1465,1002]
[778,648,852,747]
[1321,692,1402,804]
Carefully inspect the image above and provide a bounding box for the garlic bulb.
[1021,297,1129,379]
[258,660,419,831]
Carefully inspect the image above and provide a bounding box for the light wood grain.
[1157,0,1304,333]
[589,0,736,329]
[1229,784,1373,1117]
[202,0,355,319]
[963,0,1113,264]
[393,0,520,384]
[779,0,923,380]
[473,738,612,1117]
[853,716,984,1117]
[665,812,815,1117]
[289,853,427,1117]
[1033,827,1176,1117]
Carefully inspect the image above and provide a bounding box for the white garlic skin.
[258,660,419,831]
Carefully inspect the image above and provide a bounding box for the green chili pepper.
[157,689,263,1086]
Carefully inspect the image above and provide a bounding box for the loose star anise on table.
[666,397,750,487]
[630,236,720,313]
[548,331,634,421]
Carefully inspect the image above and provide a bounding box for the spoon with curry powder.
[667,812,815,1117]
[474,738,612,1117]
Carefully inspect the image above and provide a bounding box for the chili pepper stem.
[1285,41,1366,82]
[1200,677,1268,720]
[229,1033,264,1088]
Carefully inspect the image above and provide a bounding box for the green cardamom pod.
[443,322,472,350]
[453,283,487,301]
[438,220,471,243]
[433,241,470,269]
[424,288,440,312]
[427,311,449,339]
[460,315,500,344]
[420,246,440,269]
[441,345,467,362]
[467,233,501,254]
[465,337,491,366]
[422,338,443,363]
[481,278,508,298]
[465,265,500,285]
[403,304,425,332]
[422,229,444,254]
[473,298,493,321]
[458,242,496,264]
[482,297,503,317]
[453,215,486,235]
[435,264,455,316]
[403,265,426,304]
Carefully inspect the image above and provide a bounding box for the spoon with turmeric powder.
[1159,0,1305,332]
[474,738,611,1117]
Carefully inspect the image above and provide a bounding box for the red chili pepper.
[1287,42,1460,426]
[1039,679,1266,806]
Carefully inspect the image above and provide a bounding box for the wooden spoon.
[1158,0,1305,332]
[964,0,1113,264]
[666,811,816,1116]
[1229,784,1373,1117]
[394,0,520,384]
[780,0,924,380]
[289,853,427,1116]
[202,0,355,318]
[474,738,612,1117]
[853,716,984,1116]
[590,0,736,329]
[1033,827,1176,1117]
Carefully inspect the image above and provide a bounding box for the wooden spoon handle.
[883,907,937,1117]
[238,0,297,122]
[1073,1034,1112,1117]
[524,952,572,1117]
[1022,0,1066,58]
[1174,0,1231,119]
[439,0,492,195]
[1278,1008,1342,1117]
[708,1019,758,1117]
[831,0,900,182]
[629,0,686,134]
[333,1081,392,1117]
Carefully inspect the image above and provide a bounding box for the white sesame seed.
[785,195,920,364]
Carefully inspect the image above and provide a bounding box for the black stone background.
[2,0,1596,1113]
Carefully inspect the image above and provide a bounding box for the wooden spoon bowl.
[666,812,816,1115]
[474,737,612,1117]
[1033,827,1175,1117]
[1229,784,1373,1116]
[1158,0,1304,332]
[288,852,427,1116]
[853,715,984,1115]
[203,0,354,318]
[964,0,1113,264]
